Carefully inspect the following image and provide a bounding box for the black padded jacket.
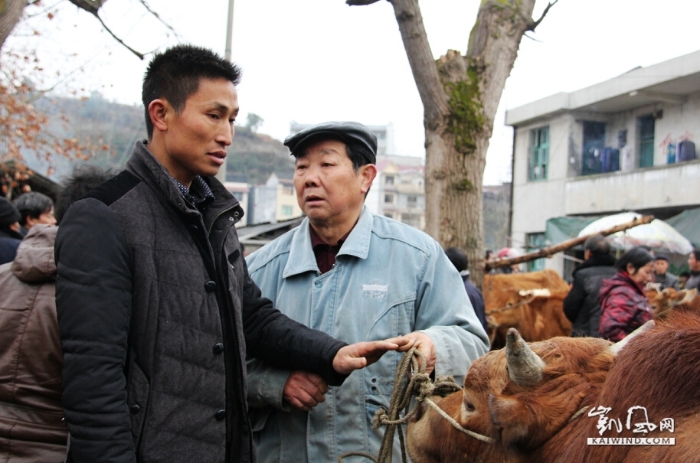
[55,141,347,463]
[563,254,617,337]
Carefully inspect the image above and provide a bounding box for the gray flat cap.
[284,121,377,164]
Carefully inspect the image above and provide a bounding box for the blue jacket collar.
[283,207,372,278]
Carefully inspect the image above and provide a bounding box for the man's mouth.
[208,151,226,166]
[305,195,323,205]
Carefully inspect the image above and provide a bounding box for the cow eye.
[465,402,476,412]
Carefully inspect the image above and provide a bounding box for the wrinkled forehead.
[295,138,349,159]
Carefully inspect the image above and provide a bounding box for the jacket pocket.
[126,352,150,453]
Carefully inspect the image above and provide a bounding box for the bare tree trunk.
[0,0,25,51]
[346,0,545,287]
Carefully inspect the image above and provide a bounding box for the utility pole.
[217,0,235,183]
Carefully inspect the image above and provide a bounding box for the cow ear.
[488,394,531,448]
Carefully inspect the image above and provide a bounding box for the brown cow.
[484,269,572,349]
[407,312,699,463]
[646,287,699,319]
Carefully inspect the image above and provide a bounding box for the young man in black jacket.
[55,45,406,463]
[563,234,616,337]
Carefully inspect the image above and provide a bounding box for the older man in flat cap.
[246,121,489,462]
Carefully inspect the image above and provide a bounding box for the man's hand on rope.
[402,332,436,375]
[283,371,328,411]
[332,336,411,375]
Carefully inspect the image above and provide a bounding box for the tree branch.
[346,0,382,5]
[68,0,108,16]
[91,11,144,59]
[68,0,145,59]
[137,0,182,41]
[485,215,655,270]
[528,0,558,31]
[388,0,449,125]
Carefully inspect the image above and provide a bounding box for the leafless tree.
[0,0,178,58]
[346,0,556,284]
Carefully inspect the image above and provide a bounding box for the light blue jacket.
[246,208,489,463]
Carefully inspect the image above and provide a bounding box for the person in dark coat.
[685,250,700,291]
[0,197,23,265]
[563,234,616,337]
[599,247,655,342]
[54,45,406,463]
[653,254,679,290]
[445,247,488,332]
[0,166,114,463]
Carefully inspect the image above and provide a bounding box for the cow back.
[484,269,572,348]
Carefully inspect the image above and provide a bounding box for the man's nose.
[217,123,234,146]
[304,165,320,186]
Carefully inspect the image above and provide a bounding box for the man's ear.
[148,99,170,133]
[360,164,377,194]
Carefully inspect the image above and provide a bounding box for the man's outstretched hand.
[332,336,411,375]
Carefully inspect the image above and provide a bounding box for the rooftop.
[506,49,700,126]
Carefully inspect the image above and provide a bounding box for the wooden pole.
[485,215,655,270]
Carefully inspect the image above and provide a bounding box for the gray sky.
[8,0,700,184]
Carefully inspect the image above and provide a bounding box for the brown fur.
[407,336,614,463]
[648,288,700,319]
[407,313,700,463]
[484,269,572,349]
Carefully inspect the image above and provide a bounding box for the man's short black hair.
[692,249,700,261]
[142,44,242,139]
[14,192,54,226]
[445,247,469,272]
[584,234,611,257]
[344,142,374,172]
[55,165,116,224]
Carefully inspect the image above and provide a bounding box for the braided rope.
[338,347,493,462]
[338,348,593,462]
[421,397,495,443]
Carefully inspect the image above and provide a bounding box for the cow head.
[407,330,617,463]
[648,288,698,319]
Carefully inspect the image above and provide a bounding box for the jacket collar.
[283,206,372,278]
[573,253,616,276]
[126,141,242,226]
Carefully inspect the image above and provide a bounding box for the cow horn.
[609,320,655,356]
[505,328,546,387]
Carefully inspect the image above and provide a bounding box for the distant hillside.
[28,92,292,185]
[227,125,294,184]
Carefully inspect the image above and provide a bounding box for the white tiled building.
[249,173,303,224]
[366,154,425,230]
[506,49,700,276]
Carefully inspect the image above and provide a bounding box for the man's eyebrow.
[211,103,239,115]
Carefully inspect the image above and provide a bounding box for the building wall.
[251,185,277,224]
[510,91,700,276]
[511,114,571,257]
[224,182,249,227]
[275,181,302,222]
[372,156,426,230]
[565,160,700,215]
